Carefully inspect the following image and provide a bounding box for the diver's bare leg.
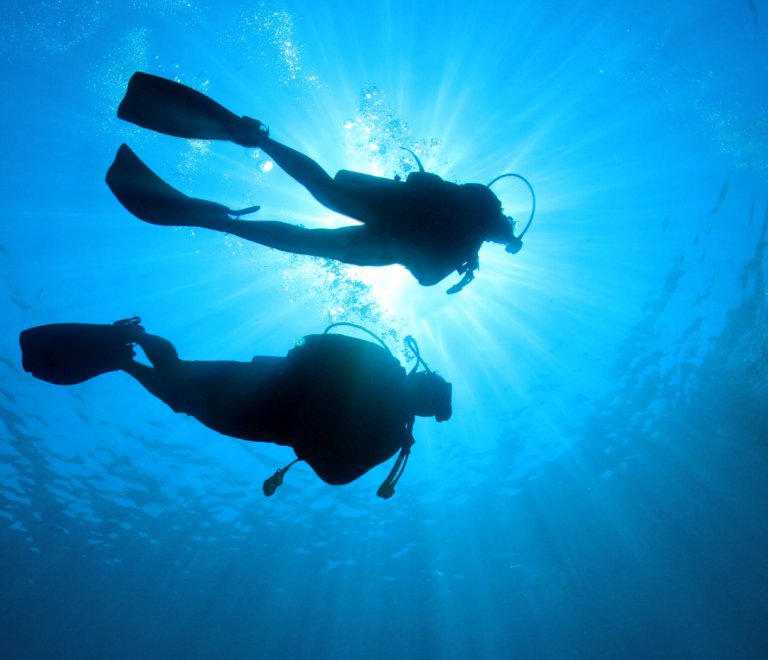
[259,137,333,200]
[257,135,371,221]
[189,218,394,267]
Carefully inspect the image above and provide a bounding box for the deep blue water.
[1,1,767,658]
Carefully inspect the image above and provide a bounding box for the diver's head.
[405,371,453,422]
[462,183,518,249]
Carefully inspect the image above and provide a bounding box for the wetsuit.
[155,334,414,486]
[329,170,490,286]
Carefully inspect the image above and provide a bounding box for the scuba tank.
[262,323,449,500]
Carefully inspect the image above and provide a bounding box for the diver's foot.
[113,316,146,344]
[233,116,269,148]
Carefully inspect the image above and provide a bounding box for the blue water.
[1,1,767,658]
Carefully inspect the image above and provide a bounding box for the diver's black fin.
[19,318,143,386]
[106,144,258,226]
[117,72,265,147]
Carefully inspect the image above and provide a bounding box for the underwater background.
[1,1,767,658]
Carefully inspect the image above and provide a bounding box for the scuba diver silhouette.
[106,72,535,294]
[19,318,452,498]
